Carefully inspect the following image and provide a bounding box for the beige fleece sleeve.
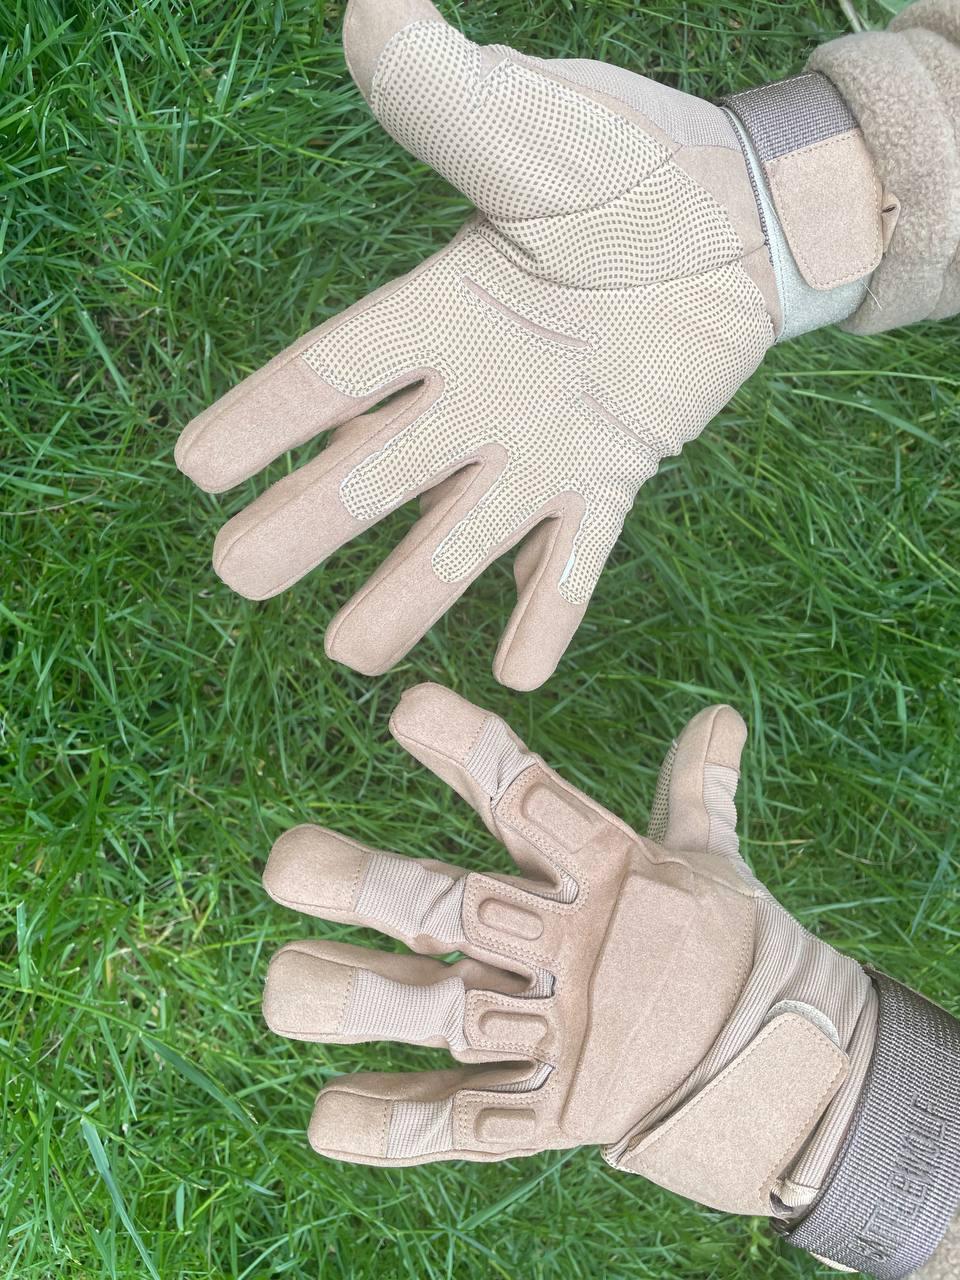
[807,0,960,334]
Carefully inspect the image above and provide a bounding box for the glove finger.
[306,1064,554,1165]
[343,0,664,222]
[263,825,469,952]
[263,938,527,1053]
[388,682,637,912]
[388,683,537,838]
[494,499,629,691]
[208,386,439,600]
[647,705,750,869]
[175,330,373,496]
[324,467,564,677]
[176,242,452,495]
[264,823,572,988]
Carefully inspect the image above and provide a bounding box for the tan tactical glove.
[175,0,885,690]
[262,682,872,1199]
[259,685,956,1275]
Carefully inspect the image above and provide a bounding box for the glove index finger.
[389,683,536,835]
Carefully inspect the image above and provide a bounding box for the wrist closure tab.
[778,970,960,1279]
[721,72,883,294]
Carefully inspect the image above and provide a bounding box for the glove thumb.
[342,0,658,222]
[344,0,446,102]
[647,705,755,880]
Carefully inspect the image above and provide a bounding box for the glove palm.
[176,0,777,688]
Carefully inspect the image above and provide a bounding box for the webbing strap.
[779,971,960,1278]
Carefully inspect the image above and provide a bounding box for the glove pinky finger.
[494,498,627,692]
[308,1065,551,1166]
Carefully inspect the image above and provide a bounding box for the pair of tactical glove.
[175,0,960,1275]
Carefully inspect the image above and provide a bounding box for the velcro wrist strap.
[721,72,883,293]
[778,971,960,1279]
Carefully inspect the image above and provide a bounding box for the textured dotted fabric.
[506,50,742,150]
[300,22,774,604]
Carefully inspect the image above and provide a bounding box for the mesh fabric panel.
[646,738,677,844]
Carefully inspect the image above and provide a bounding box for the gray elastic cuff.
[723,71,858,164]
[777,971,960,1279]
[720,73,871,340]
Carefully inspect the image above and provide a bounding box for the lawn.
[1,0,957,1276]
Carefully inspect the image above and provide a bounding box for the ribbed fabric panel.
[465,715,535,801]
[355,852,465,945]
[703,762,768,890]
[529,968,556,998]
[386,1098,455,1159]
[341,969,467,1051]
[702,761,740,860]
[497,1062,553,1092]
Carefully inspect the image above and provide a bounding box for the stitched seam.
[348,849,369,910]
[495,767,593,907]
[465,991,553,1058]
[464,876,568,978]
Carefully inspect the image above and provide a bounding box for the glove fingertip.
[308,1087,392,1161]
[344,0,448,102]
[703,704,748,772]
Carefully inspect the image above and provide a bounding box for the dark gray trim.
[778,971,960,1278]
[721,72,857,163]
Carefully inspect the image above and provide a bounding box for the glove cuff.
[807,2,960,335]
[776,970,960,1278]
[720,72,885,341]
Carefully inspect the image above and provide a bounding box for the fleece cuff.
[807,0,960,334]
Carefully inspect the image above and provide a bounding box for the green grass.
[1,0,957,1276]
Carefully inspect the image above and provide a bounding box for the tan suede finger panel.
[308,1065,553,1164]
[209,382,443,601]
[323,449,507,676]
[262,939,471,1048]
[464,990,556,1060]
[389,683,537,835]
[461,872,569,979]
[175,359,358,495]
[619,1012,848,1215]
[494,516,589,692]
